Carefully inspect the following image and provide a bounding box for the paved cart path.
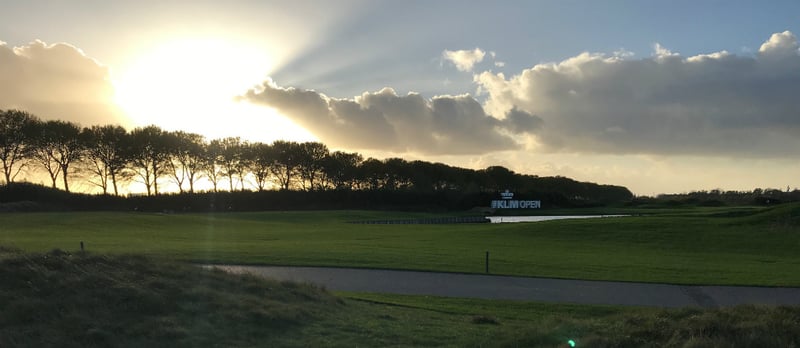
[210,265,800,308]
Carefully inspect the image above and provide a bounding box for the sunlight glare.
[113,38,316,142]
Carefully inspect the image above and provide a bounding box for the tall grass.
[345,293,800,348]
[0,248,340,347]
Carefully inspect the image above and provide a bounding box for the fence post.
[485,251,489,274]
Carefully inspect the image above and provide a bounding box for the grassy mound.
[347,293,800,348]
[738,202,800,228]
[0,247,341,347]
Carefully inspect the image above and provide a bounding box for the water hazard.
[486,215,628,223]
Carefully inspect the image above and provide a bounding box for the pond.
[485,215,628,223]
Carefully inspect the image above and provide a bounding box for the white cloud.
[759,30,799,57]
[476,31,800,158]
[442,48,486,72]
[653,43,678,58]
[0,40,129,126]
[241,79,541,155]
[685,50,731,63]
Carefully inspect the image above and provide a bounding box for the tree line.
[0,109,633,203]
[643,188,800,206]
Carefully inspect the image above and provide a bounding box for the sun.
[113,38,316,142]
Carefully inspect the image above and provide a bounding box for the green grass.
[2,248,799,347]
[0,247,341,347]
[1,204,799,286]
[338,293,800,347]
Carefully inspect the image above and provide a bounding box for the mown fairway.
[1,204,799,286]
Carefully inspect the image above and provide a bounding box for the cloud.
[476,31,800,158]
[759,31,799,58]
[0,40,129,127]
[442,48,486,72]
[241,79,541,155]
[652,43,679,59]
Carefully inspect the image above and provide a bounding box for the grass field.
[3,248,799,347]
[1,204,799,286]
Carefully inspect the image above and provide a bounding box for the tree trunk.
[61,164,70,193]
[111,172,119,196]
[152,159,159,195]
[284,164,291,190]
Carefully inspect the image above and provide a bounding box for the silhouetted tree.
[129,125,170,195]
[216,137,247,192]
[167,131,205,193]
[358,158,386,190]
[0,110,38,184]
[81,125,131,195]
[29,120,84,192]
[383,157,411,190]
[3,109,636,204]
[270,140,302,190]
[202,140,224,192]
[245,142,274,191]
[481,166,519,191]
[321,151,362,190]
[297,142,329,191]
[29,127,60,188]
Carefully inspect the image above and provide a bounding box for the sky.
[1,0,800,195]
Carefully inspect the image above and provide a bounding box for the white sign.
[490,190,541,209]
